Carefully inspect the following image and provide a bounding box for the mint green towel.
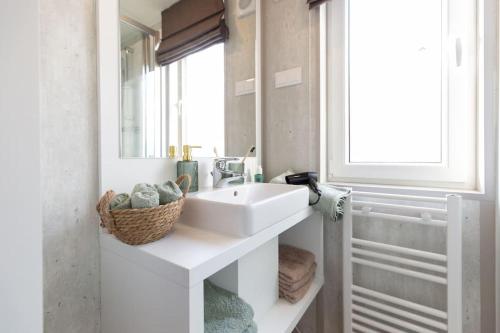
[109,193,131,210]
[131,190,159,209]
[271,170,350,222]
[132,183,156,194]
[155,181,183,205]
[204,280,257,333]
[205,318,257,333]
[309,185,350,222]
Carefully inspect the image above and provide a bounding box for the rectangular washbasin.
[179,183,309,237]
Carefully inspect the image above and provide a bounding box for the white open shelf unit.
[101,207,324,333]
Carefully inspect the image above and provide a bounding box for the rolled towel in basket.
[155,180,183,205]
[109,193,132,210]
[132,183,156,194]
[131,190,160,209]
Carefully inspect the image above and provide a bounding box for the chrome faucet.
[213,158,245,188]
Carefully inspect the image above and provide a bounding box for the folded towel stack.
[204,280,258,333]
[279,245,316,304]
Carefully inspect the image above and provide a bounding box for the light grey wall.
[0,1,44,332]
[262,0,320,179]
[481,201,497,333]
[40,0,100,332]
[225,0,256,157]
[261,1,491,332]
[261,1,320,329]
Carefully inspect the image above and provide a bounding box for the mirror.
[119,0,257,159]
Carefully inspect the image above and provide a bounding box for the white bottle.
[246,168,253,183]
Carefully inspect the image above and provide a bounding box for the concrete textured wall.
[262,1,320,329]
[30,0,493,331]
[40,0,100,332]
[262,0,320,179]
[225,0,257,157]
[261,1,490,332]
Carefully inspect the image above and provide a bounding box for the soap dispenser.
[177,145,201,192]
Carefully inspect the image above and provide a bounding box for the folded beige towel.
[279,274,314,304]
[280,263,316,293]
[279,245,315,283]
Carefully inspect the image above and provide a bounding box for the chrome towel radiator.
[343,192,463,333]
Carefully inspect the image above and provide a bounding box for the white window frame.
[166,43,226,158]
[326,0,479,190]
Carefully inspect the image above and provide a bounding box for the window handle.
[455,38,462,67]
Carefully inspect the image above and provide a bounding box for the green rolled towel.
[155,181,183,205]
[309,185,351,222]
[244,321,258,333]
[131,190,160,209]
[109,193,132,210]
[205,318,258,333]
[204,280,257,333]
[271,169,350,222]
[132,183,156,194]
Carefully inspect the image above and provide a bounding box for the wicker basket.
[96,175,191,245]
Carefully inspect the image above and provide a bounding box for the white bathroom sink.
[179,183,309,237]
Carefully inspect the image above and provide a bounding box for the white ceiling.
[120,0,180,28]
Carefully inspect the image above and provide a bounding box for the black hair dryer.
[285,172,321,205]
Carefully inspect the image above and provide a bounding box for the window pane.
[348,0,443,163]
[183,44,225,157]
[168,62,179,150]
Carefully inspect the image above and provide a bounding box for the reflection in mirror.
[120,17,165,158]
[119,0,256,159]
[181,45,225,157]
[224,0,256,158]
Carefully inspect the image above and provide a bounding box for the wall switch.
[235,78,255,96]
[275,67,302,89]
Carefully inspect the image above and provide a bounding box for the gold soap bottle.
[177,145,201,192]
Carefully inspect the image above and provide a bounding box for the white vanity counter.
[100,188,324,333]
[100,207,315,288]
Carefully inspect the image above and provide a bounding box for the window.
[167,44,225,157]
[182,44,225,157]
[327,0,478,189]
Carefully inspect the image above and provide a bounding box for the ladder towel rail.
[352,200,448,215]
[343,193,463,333]
[352,294,448,330]
[351,248,448,274]
[352,285,448,319]
[352,210,448,227]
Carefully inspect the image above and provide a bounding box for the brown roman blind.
[156,0,229,66]
[307,0,330,9]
